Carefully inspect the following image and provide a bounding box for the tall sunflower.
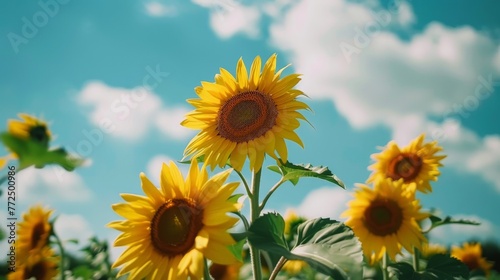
[108,159,241,279]
[341,179,428,262]
[182,54,310,171]
[1,114,52,168]
[451,242,493,274]
[367,134,445,194]
[7,247,59,280]
[16,205,53,266]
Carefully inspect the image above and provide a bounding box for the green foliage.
[388,254,469,280]
[425,214,480,233]
[0,132,85,171]
[248,214,363,279]
[268,161,345,188]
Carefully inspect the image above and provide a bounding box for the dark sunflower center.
[150,199,203,256]
[31,222,47,249]
[460,253,480,271]
[363,198,403,236]
[387,153,423,182]
[29,125,49,143]
[217,90,278,143]
[26,260,47,280]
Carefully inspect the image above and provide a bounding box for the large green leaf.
[247,213,290,256]
[247,215,363,279]
[425,214,480,233]
[1,133,85,171]
[388,254,469,280]
[290,218,363,279]
[268,161,345,188]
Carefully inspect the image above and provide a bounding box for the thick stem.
[234,168,252,199]
[269,256,287,280]
[382,253,389,280]
[52,232,66,280]
[249,169,263,280]
[413,246,420,272]
[204,258,212,280]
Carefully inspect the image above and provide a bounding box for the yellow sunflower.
[451,242,493,274]
[108,159,242,279]
[341,179,428,262]
[367,133,446,194]
[209,261,242,280]
[282,260,309,276]
[7,247,59,280]
[182,54,310,171]
[1,114,52,168]
[16,205,54,266]
[420,243,448,259]
[283,209,305,237]
[8,113,51,143]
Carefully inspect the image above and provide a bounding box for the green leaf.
[268,161,345,188]
[388,254,469,280]
[72,265,94,279]
[425,214,480,233]
[1,133,85,171]
[228,193,244,204]
[228,238,246,262]
[247,213,290,256]
[290,218,363,279]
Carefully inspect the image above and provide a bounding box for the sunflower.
[108,159,241,279]
[8,113,51,144]
[341,179,428,262]
[7,247,59,280]
[367,134,445,194]
[209,261,242,280]
[16,205,53,266]
[1,114,51,168]
[451,242,493,274]
[283,209,305,237]
[182,54,310,171]
[282,260,309,276]
[420,243,448,259]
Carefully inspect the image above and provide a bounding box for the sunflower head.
[8,114,51,146]
[342,179,428,262]
[108,159,242,279]
[451,242,494,274]
[7,247,59,280]
[368,134,446,194]
[420,243,448,259]
[16,205,53,266]
[182,54,310,171]
[209,261,242,280]
[283,209,306,238]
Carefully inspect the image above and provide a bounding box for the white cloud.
[78,81,192,142]
[145,2,177,17]
[17,167,92,205]
[429,214,499,245]
[296,187,352,220]
[192,0,261,39]
[395,1,415,27]
[54,214,94,253]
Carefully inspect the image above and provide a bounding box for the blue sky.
[1,0,500,260]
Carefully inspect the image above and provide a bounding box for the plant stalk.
[269,256,287,280]
[249,169,263,280]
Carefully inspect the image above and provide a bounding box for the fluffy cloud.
[191,0,261,39]
[54,214,94,253]
[78,81,194,142]
[17,167,92,205]
[145,2,177,17]
[296,187,352,219]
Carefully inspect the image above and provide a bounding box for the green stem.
[413,246,420,272]
[233,211,250,230]
[52,231,66,280]
[269,256,287,280]
[234,168,252,199]
[382,252,389,280]
[259,178,285,212]
[204,258,213,280]
[249,169,263,280]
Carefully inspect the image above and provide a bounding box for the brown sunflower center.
[150,199,203,256]
[29,125,49,143]
[387,153,423,182]
[217,90,278,143]
[460,253,481,271]
[31,222,47,249]
[26,260,47,280]
[364,198,403,236]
